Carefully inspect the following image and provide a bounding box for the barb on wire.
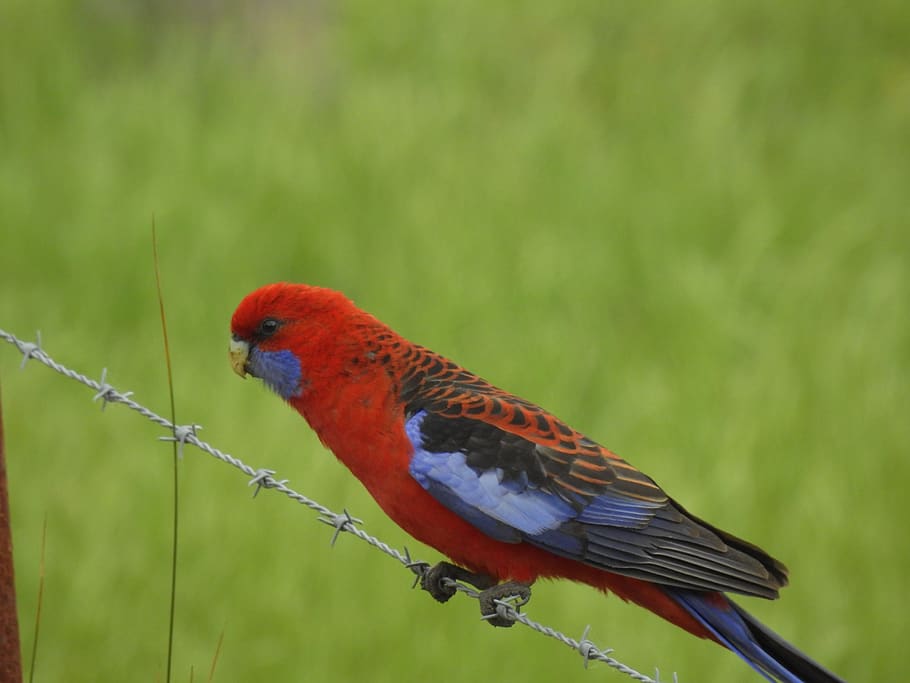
[158,423,201,460]
[317,509,364,547]
[0,327,672,683]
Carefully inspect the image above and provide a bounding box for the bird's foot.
[417,562,531,627]
[478,581,532,628]
[419,561,497,603]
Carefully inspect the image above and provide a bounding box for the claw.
[418,561,497,603]
[478,581,532,628]
[420,562,459,603]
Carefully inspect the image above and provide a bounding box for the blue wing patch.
[406,411,577,541]
[576,491,665,528]
[406,410,662,543]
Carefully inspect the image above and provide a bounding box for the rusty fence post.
[0,382,23,681]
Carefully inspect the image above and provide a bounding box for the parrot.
[229,282,844,683]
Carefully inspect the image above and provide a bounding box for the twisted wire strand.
[0,327,672,683]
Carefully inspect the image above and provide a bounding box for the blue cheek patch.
[248,348,303,400]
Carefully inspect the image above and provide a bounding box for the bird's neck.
[287,322,414,489]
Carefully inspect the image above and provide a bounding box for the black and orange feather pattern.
[392,339,665,503]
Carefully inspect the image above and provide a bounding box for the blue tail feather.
[667,589,846,683]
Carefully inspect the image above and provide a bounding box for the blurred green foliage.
[1,0,907,680]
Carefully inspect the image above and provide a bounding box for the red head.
[229,282,395,400]
[230,283,356,348]
[229,282,410,479]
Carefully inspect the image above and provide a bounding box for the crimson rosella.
[229,282,844,683]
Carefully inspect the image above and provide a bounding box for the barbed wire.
[0,327,674,683]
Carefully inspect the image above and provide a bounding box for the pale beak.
[229,338,250,378]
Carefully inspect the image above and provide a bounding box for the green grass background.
[1,1,907,680]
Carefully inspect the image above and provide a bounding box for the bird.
[229,282,844,683]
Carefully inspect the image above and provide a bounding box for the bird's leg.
[478,581,532,628]
[419,561,497,603]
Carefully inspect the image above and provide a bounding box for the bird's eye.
[256,318,282,338]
